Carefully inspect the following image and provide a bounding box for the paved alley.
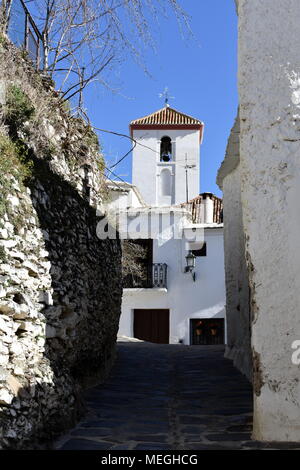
[56,342,300,450]
[56,342,260,450]
[56,341,300,451]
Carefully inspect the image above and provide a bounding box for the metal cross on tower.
[159,87,174,107]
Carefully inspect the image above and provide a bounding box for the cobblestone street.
[55,342,298,450]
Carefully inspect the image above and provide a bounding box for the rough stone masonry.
[0,39,122,448]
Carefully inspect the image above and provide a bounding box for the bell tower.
[130,105,204,206]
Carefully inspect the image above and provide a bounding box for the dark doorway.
[134,309,169,344]
[190,319,224,345]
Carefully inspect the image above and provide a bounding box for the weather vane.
[159,87,175,107]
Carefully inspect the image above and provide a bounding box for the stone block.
[0,344,9,355]
[13,366,24,376]
[0,229,9,239]
[0,288,6,298]
[38,291,53,306]
[10,251,25,262]
[0,388,14,405]
[0,367,9,382]
[0,240,17,249]
[6,374,23,396]
[0,316,12,333]
[22,261,40,277]
[46,325,57,339]
[6,196,19,208]
[10,341,24,356]
[0,354,9,366]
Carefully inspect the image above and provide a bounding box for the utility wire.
[92,126,159,170]
[79,110,198,177]
[79,110,159,169]
[105,166,129,185]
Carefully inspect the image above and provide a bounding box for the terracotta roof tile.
[130,106,203,126]
[181,193,223,224]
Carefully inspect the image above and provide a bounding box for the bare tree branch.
[23,0,192,109]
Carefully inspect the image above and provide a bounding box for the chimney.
[202,193,214,224]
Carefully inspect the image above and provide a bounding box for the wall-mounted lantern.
[185,250,196,281]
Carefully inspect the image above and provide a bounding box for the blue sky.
[85,1,238,198]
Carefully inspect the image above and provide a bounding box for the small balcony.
[152,263,168,288]
[123,263,168,289]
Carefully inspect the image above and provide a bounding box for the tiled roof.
[130,106,203,126]
[181,193,223,224]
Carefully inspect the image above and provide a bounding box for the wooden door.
[134,309,169,344]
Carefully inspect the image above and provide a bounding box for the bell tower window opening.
[160,169,172,196]
[160,136,172,162]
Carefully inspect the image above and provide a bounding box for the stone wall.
[217,114,251,381]
[219,0,300,442]
[0,39,122,448]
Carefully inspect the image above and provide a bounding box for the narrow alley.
[55,341,260,450]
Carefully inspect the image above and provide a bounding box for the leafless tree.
[122,240,148,287]
[2,0,191,109]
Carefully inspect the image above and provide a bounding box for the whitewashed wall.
[132,129,200,206]
[234,0,300,442]
[218,115,252,381]
[120,228,226,345]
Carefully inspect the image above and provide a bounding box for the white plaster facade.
[218,0,300,443]
[108,181,146,211]
[120,227,226,344]
[217,115,252,381]
[110,105,226,346]
[132,128,201,206]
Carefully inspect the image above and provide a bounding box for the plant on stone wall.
[0,44,107,209]
[82,126,100,152]
[96,154,105,174]
[0,33,6,45]
[0,133,33,217]
[0,134,32,180]
[59,118,105,182]
[5,85,35,127]
[0,245,6,262]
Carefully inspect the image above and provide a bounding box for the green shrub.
[0,134,32,182]
[96,154,105,173]
[82,126,100,151]
[0,246,6,262]
[0,134,33,218]
[0,34,7,46]
[5,85,35,126]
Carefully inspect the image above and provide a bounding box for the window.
[160,136,172,162]
[160,169,172,196]
[190,319,224,345]
[122,239,153,288]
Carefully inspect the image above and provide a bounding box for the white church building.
[107,105,226,345]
